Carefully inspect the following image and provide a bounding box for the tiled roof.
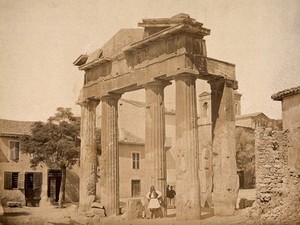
[119,128,144,145]
[236,112,268,120]
[120,98,175,114]
[271,86,300,101]
[0,119,35,137]
[199,90,242,97]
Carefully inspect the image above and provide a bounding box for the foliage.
[20,107,80,208]
[236,127,255,188]
[21,107,80,169]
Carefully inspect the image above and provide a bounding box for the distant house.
[272,86,300,130]
[98,99,175,200]
[236,112,281,130]
[0,119,43,206]
[0,119,79,207]
[272,86,300,171]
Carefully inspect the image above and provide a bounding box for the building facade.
[0,119,79,206]
[0,119,44,206]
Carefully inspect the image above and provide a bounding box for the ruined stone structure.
[251,87,300,224]
[254,127,300,224]
[74,14,239,219]
[198,91,241,207]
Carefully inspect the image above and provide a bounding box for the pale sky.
[0,0,299,121]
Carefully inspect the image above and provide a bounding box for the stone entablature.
[74,14,236,102]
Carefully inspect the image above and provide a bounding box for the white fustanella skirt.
[148,198,161,209]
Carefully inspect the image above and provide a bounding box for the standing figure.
[169,186,176,208]
[166,185,171,208]
[146,186,162,219]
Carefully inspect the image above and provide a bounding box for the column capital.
[77,98,100,107]
[101,93,122,102]
[208,78,238,90]
[144,79,171,90]
[173,73,197,82]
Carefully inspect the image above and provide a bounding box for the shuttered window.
[25,172,43,189]
[4,172,19,189]
[4,172,42,190]
[9,141,20,161]
[33,172,42,189]
[26,173,34,189]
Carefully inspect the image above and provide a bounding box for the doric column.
[78,99,99,212]
[209,78,238,216]
[101,93,121,216]
[144,80,170,216]
[175,74,201,220]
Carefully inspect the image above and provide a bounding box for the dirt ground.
[0,190,256,225]
[0,203,254,225]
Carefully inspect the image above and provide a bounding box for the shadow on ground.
[166,207,214,219]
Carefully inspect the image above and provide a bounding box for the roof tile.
[0,119,35,136]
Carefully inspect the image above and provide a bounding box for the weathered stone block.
[127,198,144,220]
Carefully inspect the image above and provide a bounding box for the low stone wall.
[253,127,300,224]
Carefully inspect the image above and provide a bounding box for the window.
[4,172,19,189]
[25,172,42,189]
[132,152,140,169]
[3,172,42,190]
[202,102,208,118]
[26,173,34,189]
[9,141,20,161]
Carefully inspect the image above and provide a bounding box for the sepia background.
[0,0,299,121]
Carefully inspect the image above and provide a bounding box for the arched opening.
[203,102,209,118]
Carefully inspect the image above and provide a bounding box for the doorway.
[48,170,62,202]
[131,180,141,197]
[237,170,245,189]
[24,172,42,207]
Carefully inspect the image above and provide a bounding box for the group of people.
[145,185,176,219]
[166,185,176,209]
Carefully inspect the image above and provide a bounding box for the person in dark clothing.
[166,185,171,208]
[169,186,176,208]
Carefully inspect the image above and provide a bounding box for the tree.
[236,127,255,188]
[21,107,80,208]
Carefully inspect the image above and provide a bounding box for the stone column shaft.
[79,99,99,212]
[101,94,121,216]
[175,74,201,220]
[145,80,169,214]
[209,78,238,216]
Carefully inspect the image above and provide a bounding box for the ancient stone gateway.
[74,14,239,220]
